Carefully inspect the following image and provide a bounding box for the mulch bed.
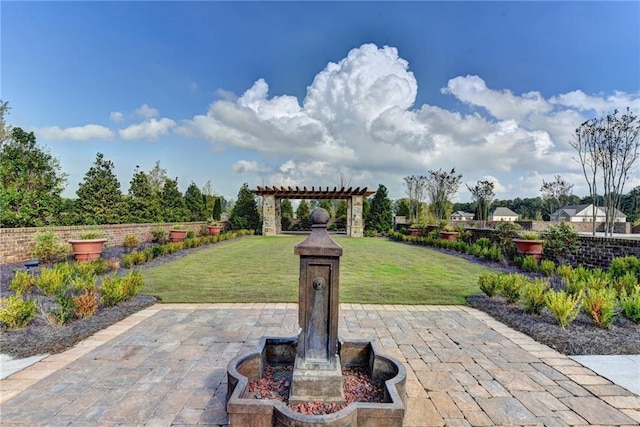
[246,364,385,415]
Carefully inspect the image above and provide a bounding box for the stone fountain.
[227,208,406,426]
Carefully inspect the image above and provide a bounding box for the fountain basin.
[227,337,406,426]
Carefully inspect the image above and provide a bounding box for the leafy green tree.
[148,160,168,194]
[212,197,223,221]
[319,199,333,218]
[228,183,261,231]
[426,168,463,221]
[160,177,187,222]
[467,180,495,228]
[280,199,294,231]
[0,127,67,227]
[76,153,122,224]
[296,199,311,229]
[125,166,161,223]
[184,181,206,221]
[366,184,393,232]
[395,198,411,218]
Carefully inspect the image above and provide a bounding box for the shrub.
[30,231,70,264]
[107,257,120,272]
[583,287,618,328]
[521,255,539,273]
[620,287,640,323]
[612,272,639,296]
[10,271,35,295]
[486,245,503,262]
[545,290,582,329]
[36,266,68,296]
[556,264,575,282]
[123,234,139,252]
[478,273,501,297]
[73,289,99,318]
[51,294,75,325]
[609,256,640,281]
[121,253,136,269]
[151,228,169,244]
[69,274,97,293]
[493,222,520,261]
[152,245,165,258]
[186,230,195,239]
[0,295,37,328]
[100,271,144,307]
[582,274,609,292]
[522,279,549,315]
[542,222,578,264]
[520,231,540,240]
[78,229,105,239]
[476,237,492,249]
[539,260,555,277]
[500,274,527,303]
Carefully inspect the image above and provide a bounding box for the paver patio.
[1,303,638,426]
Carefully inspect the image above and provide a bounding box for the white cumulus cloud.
[110,111,124,122]
[136,104,159,119]
[35,124,114,141]
[174,43,640,200]
[119,118,176,140]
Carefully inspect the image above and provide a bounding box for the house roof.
[491,207,518,217]
[553,204,626,218]
[451,211,474,218]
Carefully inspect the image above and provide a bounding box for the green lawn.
[140,236,492,305]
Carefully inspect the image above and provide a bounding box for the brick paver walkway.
[1,303,639,426]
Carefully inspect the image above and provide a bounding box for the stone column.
[262,195,276,236]
[275,198,282,234]
[346,198,353,236]
[350,195,364,237]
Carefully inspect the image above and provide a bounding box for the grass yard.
[140,236,492,304]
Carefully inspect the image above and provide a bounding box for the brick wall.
[1,222,206,265]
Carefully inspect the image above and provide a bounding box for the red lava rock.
[247,364,385,415]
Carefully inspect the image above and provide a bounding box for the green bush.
[151,228,169,244]
[121,252,136,269]
[478,273,501,297]
[186,230,195,239]
[539,260,555,277]
[612,272,639,296]
[100,271,144,307]
[0,295,37,328]
[620,287,640,323]
[542,222,579,263]
[51,294,76,325]
[30,231,70,264]
[36,265,69,296]
[476,237,492,249]
[556,264,575,282]
[583,287,618,328]
[521,278,549,315]
[123,234,139,251]
[69,274,97,293]
[500,274,527,303]
[152,245,165,258]
[10,271,35,295]
[545,290,582,329]
[609,256,640,281]
[521,255,539,273]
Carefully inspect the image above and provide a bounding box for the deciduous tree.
[426,168,463,221]
[540,175,574,218]
[467,180,495,228]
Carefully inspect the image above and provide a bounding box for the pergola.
[253,186,375,237]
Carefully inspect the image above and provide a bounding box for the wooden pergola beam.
[253,186,374,200]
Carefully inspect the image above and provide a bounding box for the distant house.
[550,204,626,223]
[450,211,475,221]
[490,207,519,222]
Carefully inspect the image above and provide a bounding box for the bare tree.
[403,175,428,223]
[466,180,495,228]
[540,175,574,219]
[599,108,640,235]
[426,168,463,221]
[570,108,640,236]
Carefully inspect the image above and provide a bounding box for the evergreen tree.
[296,199,311,229]
[335,200,348,230]
[318,199,333,218]
[365,184,393,232]
[228,183,260,231]
[281,199,294,219]
[212,197,223,221]
[184,181,206,221]
[76,152,122,224]
[395,198,411,217]
[160,177,187,222]
[125,166,161,223]
[0,126,67,227]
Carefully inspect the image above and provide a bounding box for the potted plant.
[207,221,223,236]
[169,225,187,242]
[69,229,107,262]
[439,223,459,241]
[513,231,544,260]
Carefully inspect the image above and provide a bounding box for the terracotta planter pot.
[170,230,187,242]
[513,238,544,260]
[69,238,107,262]
[207,225,223,236]
[408,228,420,236]
[440,231,459,241]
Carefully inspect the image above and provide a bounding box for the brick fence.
[0,222,207,265]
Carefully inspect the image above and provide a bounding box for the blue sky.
[2,1,639,202]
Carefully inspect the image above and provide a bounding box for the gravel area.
[1,242,639,359]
